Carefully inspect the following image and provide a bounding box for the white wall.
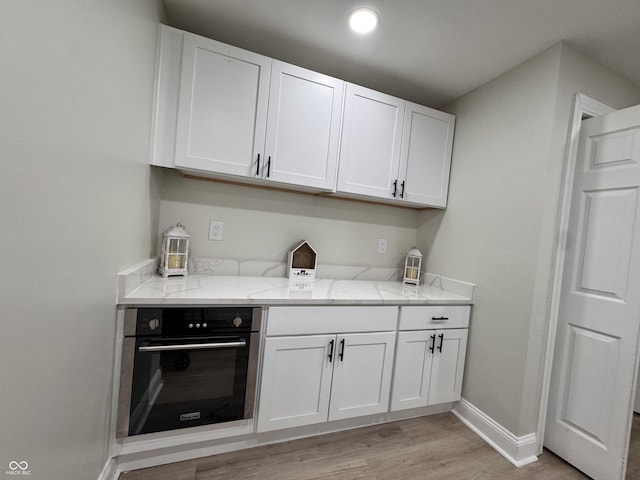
[418,42,640,437]
[417,45,563,432]
[158,170,419,269]
[0,1,163,479]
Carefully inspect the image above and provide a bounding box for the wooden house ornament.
[287,241,317,280]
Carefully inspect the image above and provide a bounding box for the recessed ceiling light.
[349,8,379,34]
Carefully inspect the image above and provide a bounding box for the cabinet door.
[175,33,271,177]
[264,61,344,190]
[257,335,334,432]
[337,84,405,200]
[390,330,435,411]
[328,332,396,421]
[428,329,468,405]
[398,103,455,207]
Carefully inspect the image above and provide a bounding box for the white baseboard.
[453,398,538,467]
[97,457,121,480]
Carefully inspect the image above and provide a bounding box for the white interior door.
[545,104,640,480]
[635,367,640,413]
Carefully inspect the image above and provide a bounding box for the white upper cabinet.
[398,103,455,208]
[263,61,344,190]
[336,86,455,208]
[151,26,455,207]
[337,84,405,199]
[174,32,270,177]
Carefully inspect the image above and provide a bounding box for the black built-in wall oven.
[117,306,261,437]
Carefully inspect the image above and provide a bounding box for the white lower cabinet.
[428,329,468,404]
[328,332,396,421]
[257,305,470,433]
[391,328,468,411]
[257,335,334,431]
[257,331,396,432]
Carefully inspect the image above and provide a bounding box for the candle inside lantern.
[168,254,181,269]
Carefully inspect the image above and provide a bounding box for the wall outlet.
[377,238,388,254]
[209,221,224,241]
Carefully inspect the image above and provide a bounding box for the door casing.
[537,93,615,451]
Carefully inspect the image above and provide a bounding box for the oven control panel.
[124,307,260,336]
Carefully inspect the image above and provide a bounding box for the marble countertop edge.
[118,297,473,307]
[117,270,474,307]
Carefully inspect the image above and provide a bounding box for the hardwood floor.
[119,413,589,480]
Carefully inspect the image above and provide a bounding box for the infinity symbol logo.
[8,461,28,471]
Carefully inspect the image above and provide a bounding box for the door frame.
[536,93,615,452]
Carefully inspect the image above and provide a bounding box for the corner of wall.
[418,42,569,438]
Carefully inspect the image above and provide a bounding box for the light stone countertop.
[118,270,474,307]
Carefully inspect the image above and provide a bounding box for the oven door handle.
[138,340,246,352]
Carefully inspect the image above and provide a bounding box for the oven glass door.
[129,334,250,436]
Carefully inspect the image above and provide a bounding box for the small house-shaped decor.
[287,241,317,280]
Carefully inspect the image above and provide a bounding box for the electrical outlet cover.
[209,221,224,241]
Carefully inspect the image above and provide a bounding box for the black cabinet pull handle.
[429,334,436,353]
[339,338,345,361]
[255,153,261,176]
[400,180,405,198]
[328,339,335,363]
[267,156,272,178]
[438,333,444,352]
[431,316,449,321]
[392,179,398,197]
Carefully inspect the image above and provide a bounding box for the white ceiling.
[162,0,640,107]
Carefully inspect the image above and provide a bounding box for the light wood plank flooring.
[119,413,590,480]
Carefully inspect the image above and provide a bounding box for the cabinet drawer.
[399,305,470,330]
[266,306,398,335]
